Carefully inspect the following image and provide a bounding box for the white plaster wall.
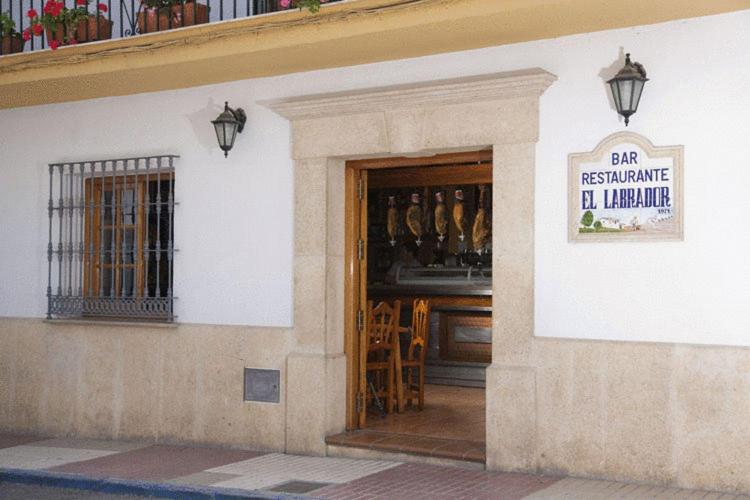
[0,91,295,326]
[1,10,748,341]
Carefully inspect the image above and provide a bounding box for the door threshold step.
[325,430,485,463]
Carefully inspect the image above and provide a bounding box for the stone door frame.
[262,68,556,469]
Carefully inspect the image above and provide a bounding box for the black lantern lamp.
[212,102,247,157]
[607,53,648,126]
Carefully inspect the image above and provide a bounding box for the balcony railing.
[0,0,338,55]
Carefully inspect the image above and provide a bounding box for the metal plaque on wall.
[568,132,684,242]
[243,368,280,403]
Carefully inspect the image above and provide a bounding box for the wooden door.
[345,166,369,430]
[356,169,369,428]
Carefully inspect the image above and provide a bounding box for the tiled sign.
[568,132,684,242]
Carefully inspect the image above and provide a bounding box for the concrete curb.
[0,467,303,499]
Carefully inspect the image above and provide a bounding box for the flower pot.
[136,8,171,34]
[137,1,208,34]
[0,34,25,55]
[44,16,113,45]
[76,15,113,42]
[45,23,76,45]
[170,1,208,27]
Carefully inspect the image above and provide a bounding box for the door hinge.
[355,391,364,413]
[357,309,364,332]
[357,239,364,261]
[357,177,364,200]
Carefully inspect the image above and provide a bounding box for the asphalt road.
[0,482,153,499]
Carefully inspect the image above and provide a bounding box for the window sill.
[44,318,178,329]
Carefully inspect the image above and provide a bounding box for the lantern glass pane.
[631,79,645,111]
[610,81,622,112]
[226,123,238,149]
[619,79,634,112]
[214,121,227,147]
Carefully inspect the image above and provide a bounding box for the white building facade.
[1,7,749,493]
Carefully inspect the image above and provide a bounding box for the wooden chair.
[401,299,431,410]
[363,300,403,416]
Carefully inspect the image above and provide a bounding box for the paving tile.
[0,445,117,470]
[49,445,264,481]
[405,436,458,454]
[329,430,486,463]
[314,462,560,500]
[526,479,734,500]
[29,438,149,453]
[0,434,48,450]
[430,439,486,462]
[266,480,332,494]
[365,434,407,453]
[209,453,399,491]
[167,471,243,486]
[326,430,391,448]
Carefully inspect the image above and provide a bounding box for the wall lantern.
[607,53,648,126]
[212,102,247,157]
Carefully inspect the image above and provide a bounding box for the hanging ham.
[453,189,466,242]
[434,191,448,243]
[472,185,490,253]
[406,192,424,246]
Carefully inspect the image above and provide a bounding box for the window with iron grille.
[46,155,177,322]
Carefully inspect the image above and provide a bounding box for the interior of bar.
[356,155,492,452]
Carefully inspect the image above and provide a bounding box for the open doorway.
[335,150,492,464]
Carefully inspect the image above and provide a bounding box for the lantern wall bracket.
[233,107,247,134]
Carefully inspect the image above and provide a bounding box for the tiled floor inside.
[327,383,486,463]
[367,384,485,441]
[0,433,747,499]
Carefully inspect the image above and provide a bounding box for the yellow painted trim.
[1,0,748,109]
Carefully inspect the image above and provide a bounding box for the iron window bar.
[46,155,178,322]
[0,0,341,56]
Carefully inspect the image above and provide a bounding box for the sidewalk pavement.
[0,433,747,499]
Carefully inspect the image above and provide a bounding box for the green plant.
[279,0,328,13]
[593,220,602,231]
[581,210,594,228]
[0,11,20,38]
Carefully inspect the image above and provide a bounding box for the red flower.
[49,39,59,50]
[32,23,43,35]
[67,38,78,45]
[97,3,108,12]
[76,0,87,5]
[22,29,31,41]
[43,0,63,16]
[44,0,63,16]
[27,8,38,18]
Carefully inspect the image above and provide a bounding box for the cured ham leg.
[453,189,466,242]
[472,185,490,253]
[406,193,424,246]
[434,191,448,243]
